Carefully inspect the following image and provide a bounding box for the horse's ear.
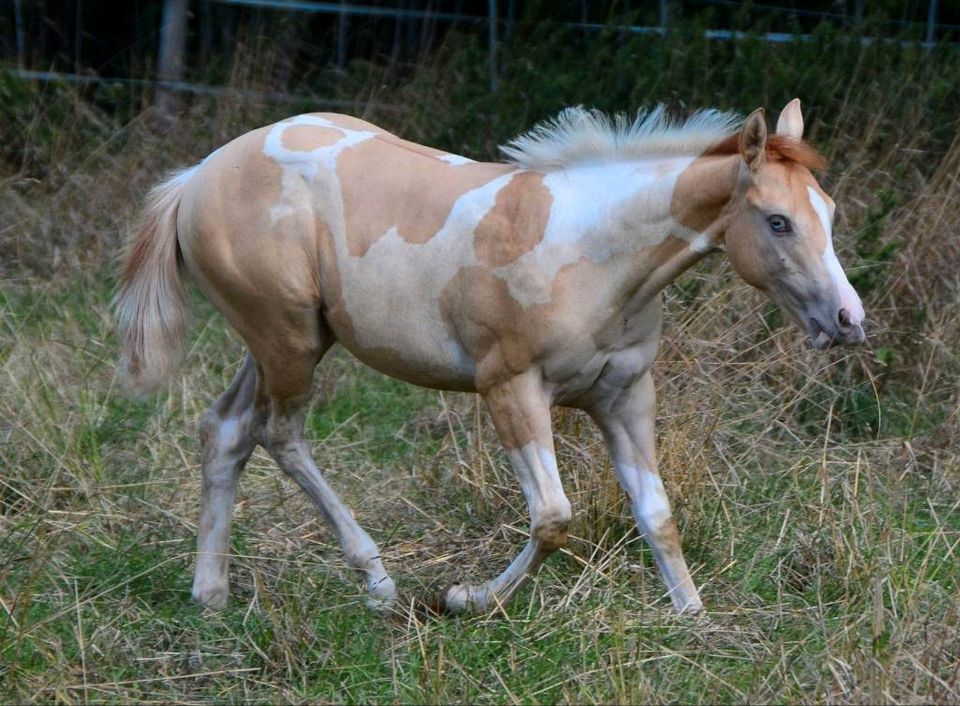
[739,108,767,172]
[776,98,804,140]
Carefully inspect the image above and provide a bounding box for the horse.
[117,99,865,615]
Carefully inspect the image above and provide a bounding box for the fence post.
[488,0,498,93]
[337,0,348,70]
[13,0,25,67]
[157,0,190,117]
[925,0,938,49]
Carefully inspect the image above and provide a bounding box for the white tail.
[116,167,196,394]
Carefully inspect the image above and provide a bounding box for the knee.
[645,517,684,558]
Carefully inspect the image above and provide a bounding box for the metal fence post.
[157,0,190,117]
[337,0,348,69]
[488,0,498,93]
[926,0,938,49]
[13,0,26,67]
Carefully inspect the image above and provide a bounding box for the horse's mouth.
[807,316,865,349]
[809,317,835,349]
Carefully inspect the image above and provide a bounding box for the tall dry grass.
[1,26,958,702]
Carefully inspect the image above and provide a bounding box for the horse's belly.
[328,304,477,392]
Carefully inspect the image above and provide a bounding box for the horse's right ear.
[738,108,767,173]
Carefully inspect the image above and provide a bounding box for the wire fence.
[5,0,956,100]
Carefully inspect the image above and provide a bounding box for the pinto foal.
[118,99,864,614]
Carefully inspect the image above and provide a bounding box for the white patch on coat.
[807,186,865,323]
[491,157,697,307]
[617,464,672,530]
[337,172,517,376]
[438,153,475,166]
[263,114,376,224]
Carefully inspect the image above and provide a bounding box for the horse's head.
[723,99,865,349]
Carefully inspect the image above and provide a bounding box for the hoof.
[442,584,491,614]
[673,595,704,615]
[365,576,398,613]
[191,582,229,610]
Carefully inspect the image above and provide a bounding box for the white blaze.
[807,186,864,324]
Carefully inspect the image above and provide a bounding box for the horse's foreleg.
[192,354,262,609]
[588,371,702,613]
[443,370,571,614]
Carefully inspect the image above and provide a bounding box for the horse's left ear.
[776,98,804,140]
[739,108,767,173]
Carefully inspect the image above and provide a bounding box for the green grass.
[2,15,959,703]
[0,271,956,704]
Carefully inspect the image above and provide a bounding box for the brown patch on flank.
[281,124,345,151]
[440,255,623,399]
[706,133,827,171]
[473,172,552,267]
[337,139,515,257]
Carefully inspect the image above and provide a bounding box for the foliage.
[1,15,958,704]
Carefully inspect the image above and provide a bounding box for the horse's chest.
[548,297,663,403]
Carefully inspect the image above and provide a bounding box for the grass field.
[2,23,959,704]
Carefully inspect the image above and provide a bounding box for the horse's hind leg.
[258,346,397,610]
[192,353,263,609]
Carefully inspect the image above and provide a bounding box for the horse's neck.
[546,153,740,309]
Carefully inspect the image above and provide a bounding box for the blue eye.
[767,214,792,234]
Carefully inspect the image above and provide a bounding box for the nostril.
[838,308,852,329]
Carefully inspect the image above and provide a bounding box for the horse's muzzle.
[809,315,866,349]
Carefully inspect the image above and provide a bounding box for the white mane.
[500,105,742,170]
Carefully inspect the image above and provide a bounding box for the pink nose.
[837,285,865,329]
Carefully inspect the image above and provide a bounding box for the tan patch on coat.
[281,125,345,151]
[177,128,325,400]
[670,154,740,233]
[473,172,552,267]
[440,256,617,400]
[336,139,515,257]
[649,518,683,558]
[312,112,450,159]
